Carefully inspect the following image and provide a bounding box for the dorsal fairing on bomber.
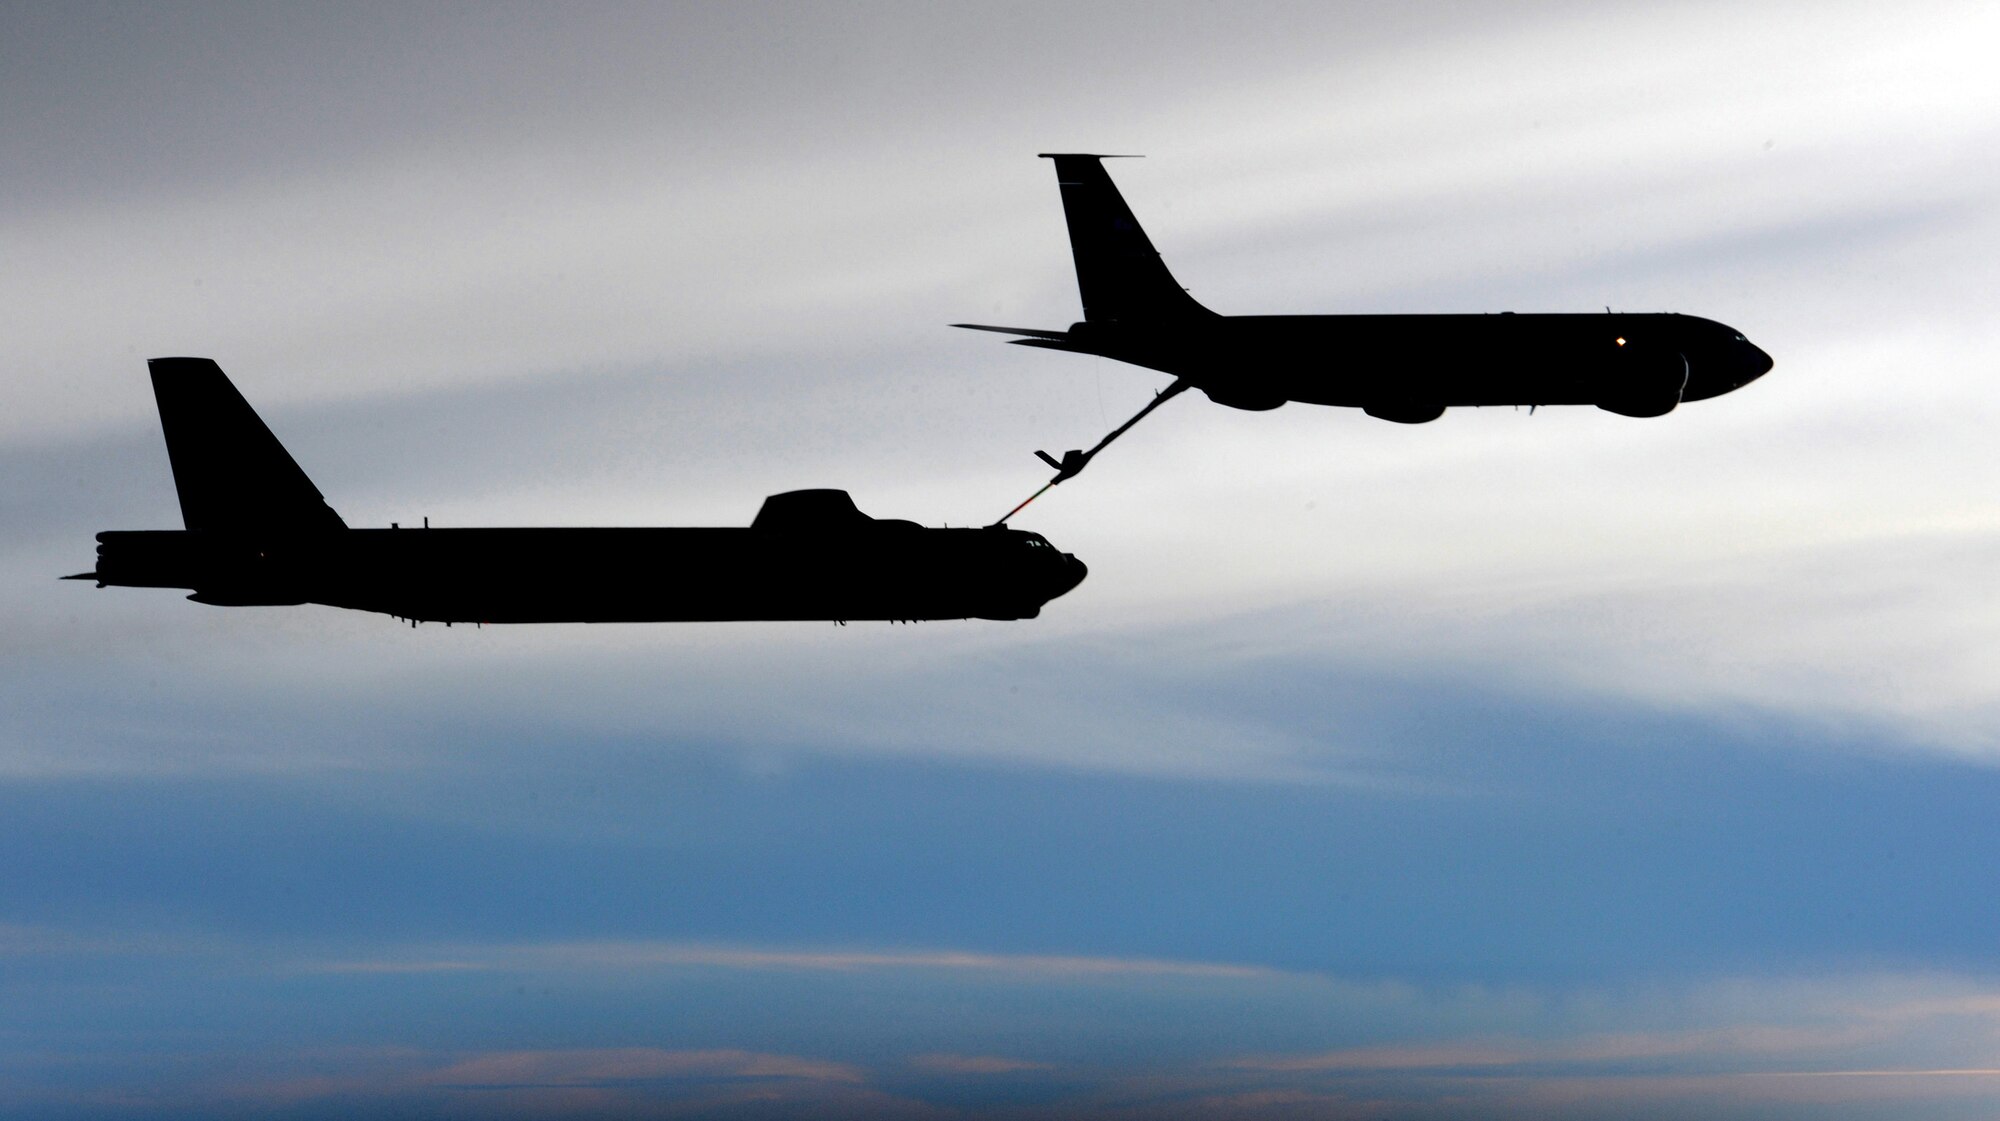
[751,489,877,532]
[147,357,345,533]
[1038,154,1215,324]
[748,489,930,534]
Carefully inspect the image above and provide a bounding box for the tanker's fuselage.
[1060,312,1773,417]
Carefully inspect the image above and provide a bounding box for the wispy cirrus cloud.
[1209,978,2000,1117]
[418,1047,864,1088]
[26,942,2000,1119]
[309,958,491,975]
[907,1052,1053,1074]
[306,939,1280,980]
[193,1047,915,1121]
[1229,1023,1888,1074]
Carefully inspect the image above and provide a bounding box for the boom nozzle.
[1035,448,1090,483]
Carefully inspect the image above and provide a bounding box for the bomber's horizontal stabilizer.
[61,571,99,582]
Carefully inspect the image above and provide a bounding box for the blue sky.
[6,1,2000,1117]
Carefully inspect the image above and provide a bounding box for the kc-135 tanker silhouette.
[962,155,1774,493]
[69,358,1087,624]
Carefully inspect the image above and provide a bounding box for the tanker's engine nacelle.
[1200,384,1287,411]
[1595,340,1689,418]
[1362,398,1448,424]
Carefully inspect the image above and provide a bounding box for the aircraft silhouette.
[68,359,1087,624]
[961,154,1775,491]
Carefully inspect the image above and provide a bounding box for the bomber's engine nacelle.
[1596,342,1689,418]
[1362,398,1447,424]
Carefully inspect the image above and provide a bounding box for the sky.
[5,1,2000,1116]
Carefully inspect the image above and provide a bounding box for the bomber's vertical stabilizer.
[147,357,346,532]
[1039,153,1215,324]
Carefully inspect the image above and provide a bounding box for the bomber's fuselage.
[75,357,1090,627]
[89,522,1088,623]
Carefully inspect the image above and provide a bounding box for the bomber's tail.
[1038,154,1214,324]
[147,357,345,532]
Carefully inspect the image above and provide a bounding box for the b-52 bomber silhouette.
[68,359,1087,625]
[960,154,1774,493]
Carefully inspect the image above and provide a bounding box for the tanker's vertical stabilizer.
[1038,153,1215,324]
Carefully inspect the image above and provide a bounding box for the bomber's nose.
[1050,554,1087,599]
[1744,340,1774,379]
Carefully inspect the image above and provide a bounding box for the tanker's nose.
[1690,330,1775,400]
[1729,334,1773,389]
